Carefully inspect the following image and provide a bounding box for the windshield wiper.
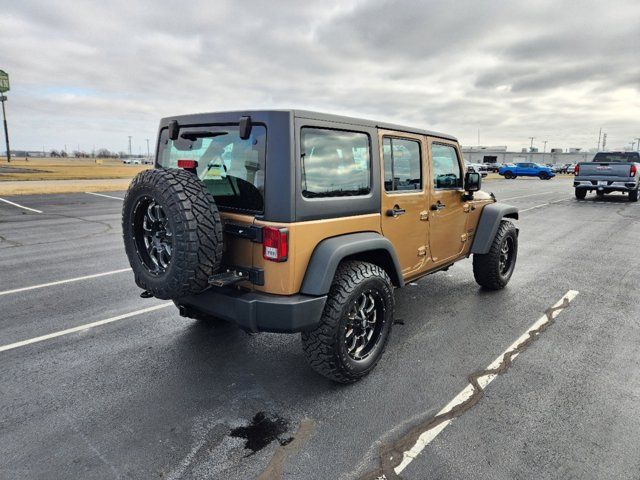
[180,131,228,140]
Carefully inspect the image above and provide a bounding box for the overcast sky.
[1,0,638,154]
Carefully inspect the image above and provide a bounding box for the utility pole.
[146,138,150,160]
[635,138,640,152]
[529,137,535,151]
[597,127,602,151]
[602,133,607,150]
[542,140,547,162]
[1,95,10,162]
[128,136,132,157]
[0,70,10,163]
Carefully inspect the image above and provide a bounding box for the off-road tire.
[629,189,638,202]
[122,168,223,300]
[473,220,518,290]
[575,188,587,200]
[301,261,395,384]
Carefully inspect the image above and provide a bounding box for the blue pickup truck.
[498,162,555,180]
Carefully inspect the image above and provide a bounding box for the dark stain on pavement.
[230,412,290,455]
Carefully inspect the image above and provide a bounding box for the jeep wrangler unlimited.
[122,110,519,383]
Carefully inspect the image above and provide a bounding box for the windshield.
[593,152,639,162]
[157,125,266,213]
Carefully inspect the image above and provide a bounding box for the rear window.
[593,152,640,162]
[300,128,371,198]
[157,125,266,213]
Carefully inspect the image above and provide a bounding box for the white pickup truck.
[574,152,640,201]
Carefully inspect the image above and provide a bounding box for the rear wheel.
[473,220,518,290]
[301,261,394,383]
[575,189,587,200]
[630,189,638,202]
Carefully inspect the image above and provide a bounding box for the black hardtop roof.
[162,109,457,142]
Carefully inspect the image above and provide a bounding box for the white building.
[462,146,593,165]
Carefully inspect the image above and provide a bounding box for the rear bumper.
[574,178,638,192]
[176,287,327,333]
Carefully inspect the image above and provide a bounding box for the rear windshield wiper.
[180,131,228,140]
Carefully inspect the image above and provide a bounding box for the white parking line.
[0,196,43,214]
[520,197,572,213]
[85,191,124,201]
[501,191,555,201]
[0,268,132,296]
[394,290,579,475]
[0,302,172,353]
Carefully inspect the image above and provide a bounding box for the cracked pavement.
[1,179,640,479]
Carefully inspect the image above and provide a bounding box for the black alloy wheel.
[499,235,515,277]
[344,290,386,361]
[133,197,173,274]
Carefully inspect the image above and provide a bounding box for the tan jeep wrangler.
[122,110,519,383]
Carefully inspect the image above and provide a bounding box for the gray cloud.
[0,0,638,153]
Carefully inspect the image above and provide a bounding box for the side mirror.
[239,115,252,140]
[465,171,481,192]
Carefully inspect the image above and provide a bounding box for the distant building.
[2,150,46,157]
[462,146,594,165]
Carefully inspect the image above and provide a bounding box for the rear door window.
[300,128,371,198]
[382,137,422,192]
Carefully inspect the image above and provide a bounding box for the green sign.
[0,70,9,93]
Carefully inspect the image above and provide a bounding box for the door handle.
[386,205,406,217]
[430,202,446,211]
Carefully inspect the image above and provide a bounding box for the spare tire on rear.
[122,168,223,300]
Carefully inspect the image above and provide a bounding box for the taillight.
[575,164,579,175]
[177,159,198,169]
[262,227,288,262]
[630,165,637,177]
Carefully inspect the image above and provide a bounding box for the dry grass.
[0,157,150,181]
[0,179,135,196]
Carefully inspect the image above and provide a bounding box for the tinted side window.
[301,128,371,198]
[383,137,422,192]
[432,143,462,189]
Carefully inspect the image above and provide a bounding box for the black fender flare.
[470,203,519,255]
[300,232,404,296]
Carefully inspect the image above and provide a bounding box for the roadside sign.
[0,70,9,93]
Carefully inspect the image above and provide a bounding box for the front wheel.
[473,220,518,290]
[538,172,548,180]
[503,171,514,179]
[301,261,394,383]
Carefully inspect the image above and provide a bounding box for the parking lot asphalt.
[1,178,639,479]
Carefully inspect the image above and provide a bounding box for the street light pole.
[597,128,602,151]
[1,94,10,162]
